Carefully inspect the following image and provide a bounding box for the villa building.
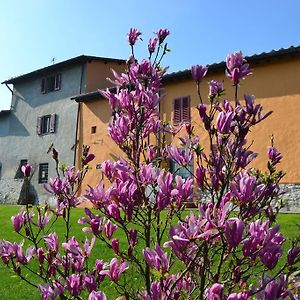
[0,55,125,204]
[73,46,300,210]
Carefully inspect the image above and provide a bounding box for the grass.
[0,205,299,299]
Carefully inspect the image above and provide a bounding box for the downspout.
[5,84,14,110]
[73,64,85,167]
[5,83,13,95]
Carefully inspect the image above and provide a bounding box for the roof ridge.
[2,55,126,84]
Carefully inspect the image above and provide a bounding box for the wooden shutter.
[182,97,191,122]
[54,73,61,90]
[37,117,42,135]
[41,78,46,94]
[49,114,56,133]
[173,98,182,124]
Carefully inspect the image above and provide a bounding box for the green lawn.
[0,206,299,299]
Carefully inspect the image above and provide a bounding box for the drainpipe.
[73,64,85,167]
[73,102,81,167]
[5,84,14,110]
[5,83,13,95]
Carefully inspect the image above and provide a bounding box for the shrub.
[1,28,300,300]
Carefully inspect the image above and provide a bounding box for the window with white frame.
[38,163,49,184]
[37,114,56,135]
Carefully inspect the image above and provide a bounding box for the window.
[37,114,56,135]
[170,148,194,180]
[38,163,49,184]
[91,126,97,134]
[173,96,191,124]
[15,159,28,179]
[171,159,194,180]
[41,73,61,94]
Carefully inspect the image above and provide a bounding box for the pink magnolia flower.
[21,163,32,177]
[44,177,68,195]
[37,212,51,229]
[156,28,170,44]
[85,181,108,207]
[39,283,63,300]
[88,291,107,300]
[209,80,223,97]
[206,283,223,300]
[148,37,158,53]
[65,166,81,183]
[226,52,252,85]
[287,246,300,265]
[83,274,97,293]
[224,218,245,248]
[226,51,244,70]
[66,274,83,297]
[128,28,141,46]
[191,65,208,83]
[111,238,119,254]
[107,203,121,221]
[0,240,14,264]
[143,243,169,274]
[11,208,25,232]
[231,172,265,203]
[267,146,282,164]
[78,208,105,235]
[197,103,210,130]
[196,166,206,188]
[83,153,95,165]
[167,145,194,166]
[108,114,130,145]
[263,276,289,300]
[44,233,59,253]
[62,236,83,257]
[99,258,129,282]
[227,292,249,300]
[104,220,118,239]
[216,111,234,133]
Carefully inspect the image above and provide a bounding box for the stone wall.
[280,184,300,212]
[0,178,23,205]
[195,184,300,213]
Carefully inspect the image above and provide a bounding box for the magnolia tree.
[1,28,300,300]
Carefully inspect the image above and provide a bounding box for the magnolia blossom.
[224,218,245,248]
[191,65,208,82]
[216,111,234,133]
[209,80,223,97]
[21,163,32,177]
[128,28,141,46]
[88,291,107,300]
[99,258,128,282]
[156,28,170,44]
[226,52,252,84]
[267,146,282,164]
[206,283,223,300]
[143,243,169,273]
[148,37,158,53]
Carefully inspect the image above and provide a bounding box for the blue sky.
[0,0,300,109]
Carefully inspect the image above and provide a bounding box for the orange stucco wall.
[162,57,300,183]
[86,60,125,91]
[77,99,125,191]
[77,56,300,195]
